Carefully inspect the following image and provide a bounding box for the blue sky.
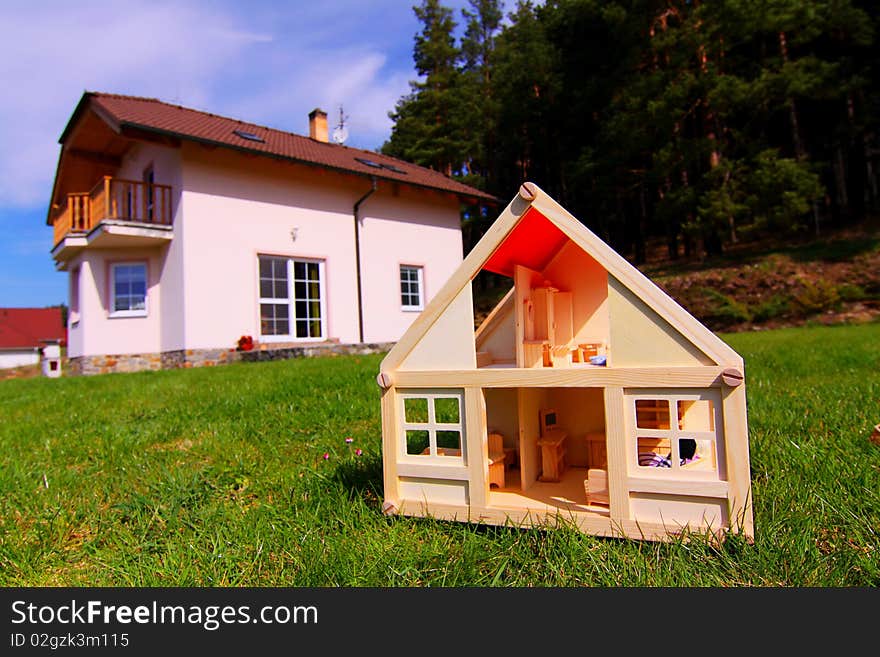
[0,0,509,308]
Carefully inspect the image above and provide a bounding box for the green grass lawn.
[1,323,878,586]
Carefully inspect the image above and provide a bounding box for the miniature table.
[537,429,568,482]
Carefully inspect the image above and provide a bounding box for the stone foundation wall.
[67,342,394,376]
[240,342,395,363]
[69,352,165,376]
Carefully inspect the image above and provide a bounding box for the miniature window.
[258,255,325,341]
[635,399,670,429]
[110,262,147,317]
[629,392,721,478]
[400,265,424,311]
[400,390,464,459]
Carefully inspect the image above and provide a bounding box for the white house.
[0,307,66,372]
[48,92,494,375]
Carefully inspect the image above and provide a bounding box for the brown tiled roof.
[77,92,497,204]
[0,308,66,350]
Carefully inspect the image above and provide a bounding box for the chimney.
[309,108,328,143]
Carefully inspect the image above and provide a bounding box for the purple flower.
[345,437,354,444]
[322,453,330,460]
[355,448,363,456]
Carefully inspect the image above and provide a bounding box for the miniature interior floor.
[488,466,610,516]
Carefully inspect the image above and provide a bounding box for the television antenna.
[332,105,349,145]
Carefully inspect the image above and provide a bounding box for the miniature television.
[539,408,558,436]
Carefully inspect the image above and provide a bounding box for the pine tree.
[383,0,466,177]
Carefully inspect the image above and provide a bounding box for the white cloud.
[0,1,272,209]
[0,0,430,211]
[222,48,411,150]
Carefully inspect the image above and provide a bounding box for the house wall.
[542,241,609,346]
[69,247,165,357]
[63,138,465,365]
[358,187,464,343]
[65,143,184,359]
[178,145,464,349]
[484,388,519,454]
[179,145,362,347]
[607,275,714,367]
[67,265,84,357]
[117,143,187,351]
[517,387,550,488]
[548,387,605,467]
[0,350,40,369]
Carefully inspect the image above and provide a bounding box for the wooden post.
[380,387,400,508]
[104,176,112,221]
[721,383,754,538]
[603,386,630,529]
[464,388,488,509]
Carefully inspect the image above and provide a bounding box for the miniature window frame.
[625,389,725,481]
[397,389,465,464]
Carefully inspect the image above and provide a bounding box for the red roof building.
[0,307,66,350]
[0,308,66,370]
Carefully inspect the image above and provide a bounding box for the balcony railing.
[53,176,173,245]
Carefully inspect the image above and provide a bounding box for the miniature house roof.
[380,182,742,373]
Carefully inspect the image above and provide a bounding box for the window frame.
[397,389,466,464]
[108,261,148,318]
[625,389,725,481]
[257,254,327,343]
[69,266,81,326]
[399,264,424,312]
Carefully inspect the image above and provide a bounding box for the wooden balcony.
[52,177,174,266]
[53,176,173,246]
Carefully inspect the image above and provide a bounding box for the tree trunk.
[779,29,820,235]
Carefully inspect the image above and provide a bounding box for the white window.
[69,267,80,326]
[627,390,724,479]
[110,262,147,317]
[399,390,465,461]
[400,265,424,311]
[258,255,326,341]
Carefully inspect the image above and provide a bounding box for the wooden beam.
[604,387,631,524]
[66,148,122,167]
[380,387,400,509]
[721,382,754,538]
[390,366,726,389]
[464,387,489,509]
[119,125,182,148]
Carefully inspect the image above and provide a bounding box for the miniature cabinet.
[537,429,568,482]
[520,283,574,368]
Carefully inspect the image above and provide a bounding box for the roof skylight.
[233,129,265,143]
[355,157,382,169]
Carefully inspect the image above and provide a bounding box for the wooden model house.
[377,183,753,542]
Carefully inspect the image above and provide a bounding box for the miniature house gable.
[378,182,753,543]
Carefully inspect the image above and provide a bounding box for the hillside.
[474,221,880,334]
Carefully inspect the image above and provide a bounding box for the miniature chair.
[584,468,609,506]
[488,432,507,489]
